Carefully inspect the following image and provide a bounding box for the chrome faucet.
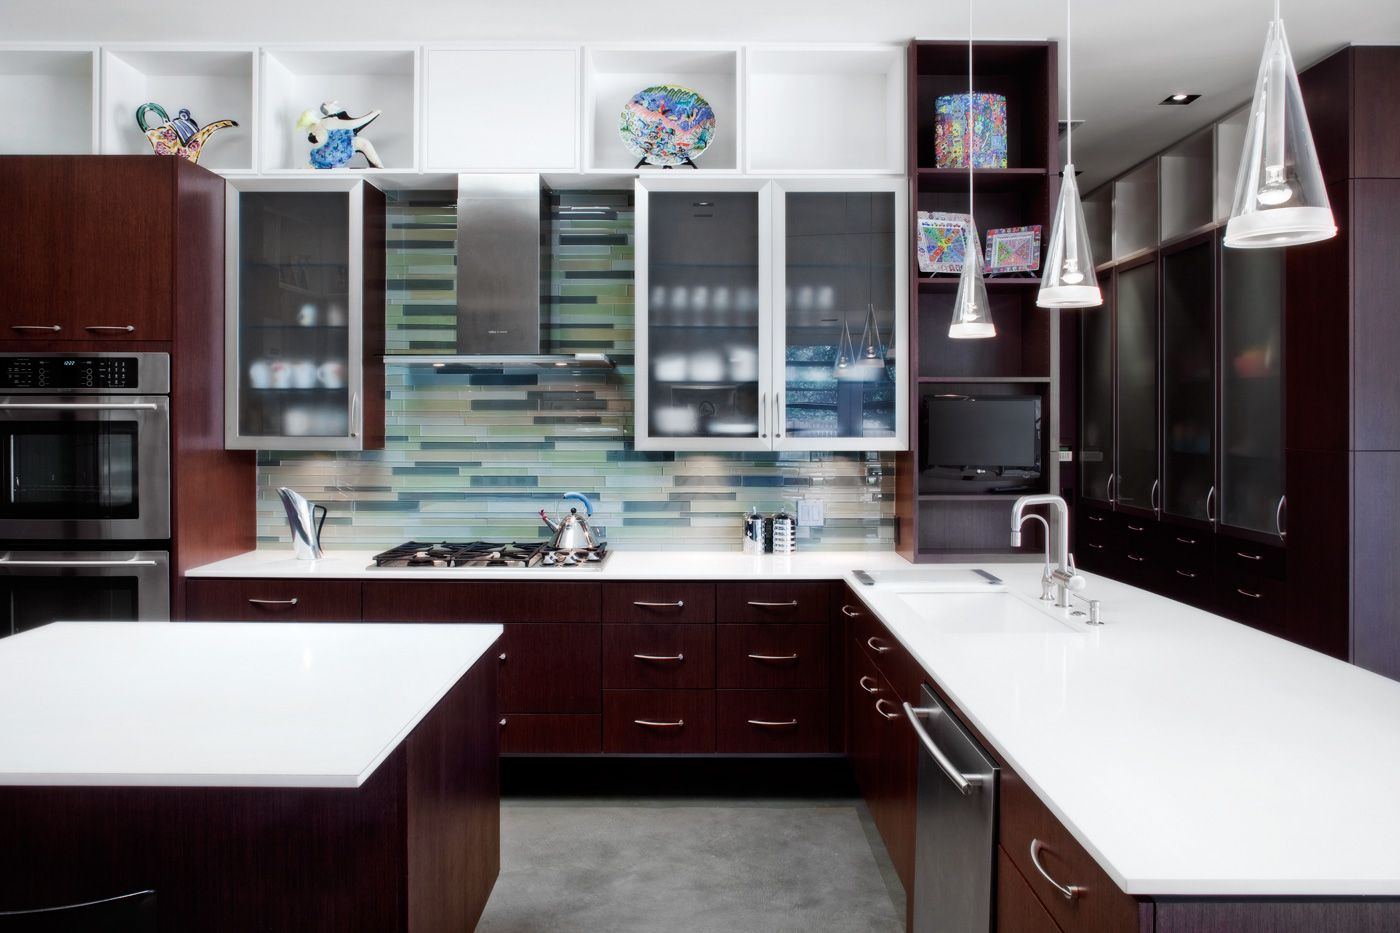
[1009,494,1085,608]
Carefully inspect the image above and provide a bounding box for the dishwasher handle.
[903,701,976,796]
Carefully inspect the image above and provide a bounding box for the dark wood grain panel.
[498,714,601,755]
[716,689,830,754]
[1001,764,1142,933]
[1154,897,1400,932]
[499,623,600,713]
[716,624,830,689]
[358,181,386,449]
[1353,451,1400,681]
[717,581,830,625]
[601,623,714,689]
[1351,178,1400,452]
[996,846,1066,933]
[361,580,600,623]
[184,579,362,622]
[0,156,67,331]
[602,689,715,754]
[1297,44,1353,187]
[1284,448,1351,661]
[873,664,917,893]
[1352,47,1400,181]
[601,581,715,624]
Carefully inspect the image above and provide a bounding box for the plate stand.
[635,156,700,169]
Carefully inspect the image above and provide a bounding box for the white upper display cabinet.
[259,46,418,174]
[745,45,904,174]
[424,46,578,173]
[101,46,256,173]
[0,47,98,154]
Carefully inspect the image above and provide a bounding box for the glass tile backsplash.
[254,190,897,552]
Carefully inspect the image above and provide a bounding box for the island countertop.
[0,621,502,788]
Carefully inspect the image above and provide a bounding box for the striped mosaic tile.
[255,190,898,552]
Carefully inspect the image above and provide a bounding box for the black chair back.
[0,890,155,932]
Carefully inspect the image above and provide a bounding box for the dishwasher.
[904,683,999,933]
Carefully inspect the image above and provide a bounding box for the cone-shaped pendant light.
[1224,1,1335,248]
[854,303,887,379]
[1038,0,1102,308]
[832,318,859,380]
[949,0,995,339]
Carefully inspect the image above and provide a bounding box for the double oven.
[0,352,171,637]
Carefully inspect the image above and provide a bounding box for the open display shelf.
[0,48,98,154]
[897,39,1061,563]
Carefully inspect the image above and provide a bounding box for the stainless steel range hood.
[389,173,613,371]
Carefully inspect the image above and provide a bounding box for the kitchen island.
[0,621,502,932]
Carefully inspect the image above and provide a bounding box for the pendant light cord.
[967,0,974,220]
[1065,0,1072,167]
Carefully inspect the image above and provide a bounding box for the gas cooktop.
[367,541,611,571]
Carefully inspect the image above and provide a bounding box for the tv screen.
[921,395,1042,479]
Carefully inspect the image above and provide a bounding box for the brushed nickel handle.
[1107,472,1114,500]
[1206,485,1216,523]
[499,718,507,726]
[874,698,899,720]
[1237,588,1262,599]
[858,675,879,694]
[635,719,684,727]
[0,402,159,411]
[773,391,782,439]
[1151,478,1160,513]
[904,701,976,795]
[748,719,798,727]
[498,652,507,661]
[1175,570,1197,578]
[1176,536,1197,545]
[1087,514,1105,522]
[748,653,798,661]
[84,325,135,332]
[633,600,684,608]
[634,653,684,661]
[759,390,767,438]
[1237,551,1263,561]
[1127,554,1146,562]
[1126,524,1144,532]
[841,605,861,617]
[350,391,361,439]
[867,636,890,653]
[11,324,61,331]
[1087,542,1105,549]
[247,597,298,606]
[0,558,158,567]
[1276,495,1287,541]
[748,600,799,607]
[1030,839,1085,900]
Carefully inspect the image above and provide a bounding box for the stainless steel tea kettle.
[278,486,326,560]
[540,491,601,550]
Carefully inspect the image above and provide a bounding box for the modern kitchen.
[1,1,1399,931]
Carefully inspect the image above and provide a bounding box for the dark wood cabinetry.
[602,623,715,689]
[185,579,362,622]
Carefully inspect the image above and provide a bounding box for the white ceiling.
[7,0,1398,190]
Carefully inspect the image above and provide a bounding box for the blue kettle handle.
[562,491,593,516]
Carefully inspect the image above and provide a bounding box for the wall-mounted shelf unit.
[0,47,98,154]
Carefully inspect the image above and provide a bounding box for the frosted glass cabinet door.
[1115,260,1159,514]
[1160,239,1215,523]
[636,179,771,451]
[1080,270,1115,504]
[773,181,907,451]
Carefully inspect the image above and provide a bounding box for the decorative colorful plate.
[619,85,716,166]
[985,225,1042,273]
[916,211,975,273]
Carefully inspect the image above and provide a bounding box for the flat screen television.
[921,395,1042,480]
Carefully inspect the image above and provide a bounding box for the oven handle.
[903,701,976,796]
[0,403,160,411]
[0,558,160,567]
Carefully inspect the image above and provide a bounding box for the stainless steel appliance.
[906,684,999,933]
[368,540,612,571]
[0,353,171,541]
[278,486,327,560]
[0,550,170,637]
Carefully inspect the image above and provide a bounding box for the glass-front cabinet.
[1080,270,1115,504]
[224,177,385,450]
[1114,258,1159,515]
[1160,235,1215,524]
[635,176,907,451]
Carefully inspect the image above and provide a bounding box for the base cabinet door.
[997,846,1065,933]
[603,689,716,753]
[716,689,829,753]
[498,714,600,755]
[184,579,361,622]
[499,623,601,715]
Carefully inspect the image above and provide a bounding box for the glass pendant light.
[949,0,995,339]
[1038,0,1103,308]
[832,318,858,380]
[1223,0,1335,248]
[854,303,887,379]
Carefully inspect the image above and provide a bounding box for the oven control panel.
[0,353,170,394]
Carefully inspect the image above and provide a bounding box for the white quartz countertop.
[851,563,1400,897]
[0,621,502,788]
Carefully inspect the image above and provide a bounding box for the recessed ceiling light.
[1160,94,1201,105]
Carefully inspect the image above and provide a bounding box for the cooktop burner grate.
[369,540,610,569]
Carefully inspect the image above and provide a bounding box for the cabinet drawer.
[1217,539,1285,580]
[499,714,601,754]
[603,690,715,753]
[362,580,600,622]
[184,579,361,621]
[716,689,830,753]
[1164,563,1215,609]
[602,624,715,689]
[717,624,829,689]
[842,589,916,701]
[1215,570,1286,635]
[602,582,715,624]
[717,581,830,625]
[1001,766,1140,933]
[499,623,601,713]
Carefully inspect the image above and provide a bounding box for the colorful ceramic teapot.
[136,103,238,163]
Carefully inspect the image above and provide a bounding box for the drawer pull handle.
[858,675,879,694]
[633,600,685,608]
[748,600,799,608]
[247,598,298,606]
[841,605,861,617]
[1126,524,1145,532]
[499,718,507,726]
[1176,536,1197,545]
[1087,543,1104,549]
[498,652,507,661]
[1237,551,1263,561]
[1127,554,1145,562]
[748,653,798,661]
[1237,588,1263,599]
[747,719,798,727]
[634,653,684,661]
[1176,570,1197,578]
[1087,515,1105,522]
[1030,839,1085,900]
[635,719,684,728]
[11,324,61,332]
[84,325,135,332]
[866,636,890,653]
[874,698,899,720]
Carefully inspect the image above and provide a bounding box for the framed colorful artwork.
[916,211,975,273]
[985,225,1042,273]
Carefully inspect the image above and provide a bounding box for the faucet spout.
[1010,494,1081,607]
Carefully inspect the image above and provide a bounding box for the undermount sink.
[887,589,1086,635]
